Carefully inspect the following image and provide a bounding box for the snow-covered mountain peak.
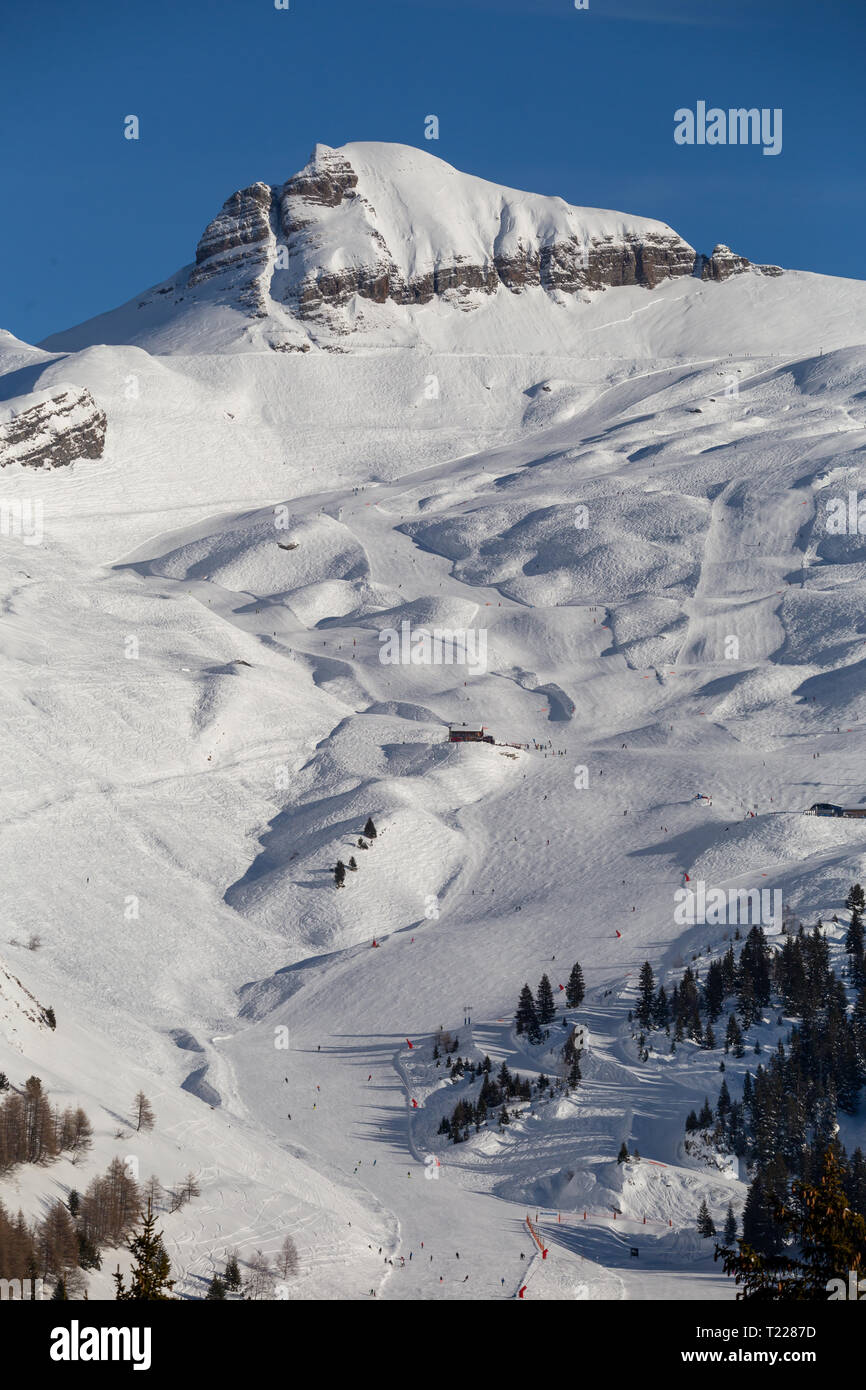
[41,141,783,355]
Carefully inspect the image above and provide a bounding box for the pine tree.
[334,860,346,887]
[51,1277,68,1300]
[364,818,378,840]
[348,856,358,871]
[704,959,725,1022]
[222,1250,241,1290]
[113,1201,175,1300]
[205,1274,227,1299]
[723,1204,738,1245]
[726,1013,745,1058]
[652,985,670,1030]
[66,1190,80,1219]
[845,897,866,988]
[740,1171,782,1258]
[134,1091,155,1133]
[515,984,542,1043]
[77,1232,102,1271]
[565,961,585,1009]
[846,883,866,913]
[568,1057,581,1090]
[536,974,556,1025]
[617,1141,630,1164]
[636,961,655,1029]
[697,1199,716,1237]
[716,1078,732,1120]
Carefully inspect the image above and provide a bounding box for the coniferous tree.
[652,985,670,1031]
[738,925,772,1011]
[636,962,655,1030]
[697,1198,716,1238]
[704,959,725,1022]
[363,818,378,841]
[717,1078,732,1119]
[536,975,556,1025]
[76,1232,102,1271]
[113,1201,175,1301]
[38,1200,79,1283]
[334,860,346,887]
[206,1274,227,1299]
[348,856,358,871]
[134,1092,155,1133]
[277,1234,299,1279]
[617,1142,630,1164]
[224,1250,242,1291]
[723,1204,738,1245]
[726,1013,745,1058]
[845,889,866,989]
[740,1170,783,1258]
[244,1250,276,1301]
[515,984,542,1044]
[565,961,585,1009]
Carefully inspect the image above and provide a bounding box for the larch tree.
[134,1092,155,1133]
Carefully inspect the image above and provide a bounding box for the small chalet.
[448,723,494,744]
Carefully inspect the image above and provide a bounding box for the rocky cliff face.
[186,142,774,327]
[699,243,782,282]
[0,386,107,469]
[188,182,276,316]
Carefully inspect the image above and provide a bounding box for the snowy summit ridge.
[190,140,706,312]
[42,141,779,354]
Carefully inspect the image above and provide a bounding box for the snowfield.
[2,143,866,1300]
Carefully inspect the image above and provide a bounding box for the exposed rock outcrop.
[189,182,276,315]
[0,386,106,469]
[699,243,783,281]
[179,142,767,327]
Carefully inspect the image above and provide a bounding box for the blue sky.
[1,0,863,344]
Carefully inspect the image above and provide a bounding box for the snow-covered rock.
[0,385,106,469]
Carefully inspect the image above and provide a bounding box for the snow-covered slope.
[1,143,866,1300]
